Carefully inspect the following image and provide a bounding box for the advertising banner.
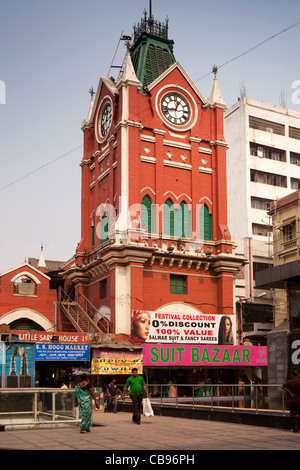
[143,344,268,367]
[35,343,90,361]
[131,310,235,345]
[91,350,143,375]
[5,342,35,387]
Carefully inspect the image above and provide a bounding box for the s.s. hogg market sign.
[143,344,268,367]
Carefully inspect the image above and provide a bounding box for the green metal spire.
[130,8,176,90]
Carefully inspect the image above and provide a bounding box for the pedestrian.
[282,370,300,433]
[122,368,149,424]
[107,378,121,413]
[75,373,99,433]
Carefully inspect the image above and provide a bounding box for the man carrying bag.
[122,368,149,425]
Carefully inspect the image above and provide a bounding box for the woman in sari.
[75,374,99,433]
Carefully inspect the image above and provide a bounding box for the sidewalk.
[0,410,299,451]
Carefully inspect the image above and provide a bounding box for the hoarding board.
[143,344,268,367]
[131,310,235,345]
[91,350,143,375]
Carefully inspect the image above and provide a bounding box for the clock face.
[161,92,191,126]
[100,102,112,138]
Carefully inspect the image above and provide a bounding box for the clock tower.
[65,6,245,340]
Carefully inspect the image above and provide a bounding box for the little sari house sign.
[143,344,268,367]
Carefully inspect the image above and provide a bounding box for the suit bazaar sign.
[131,310,235,345]
[143,344,268,367]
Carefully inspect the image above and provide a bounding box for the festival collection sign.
[131,310,236,345]
[143,344,268,367]
[91,350,143,375]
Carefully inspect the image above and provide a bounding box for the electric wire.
[194,19,300,83]
[1,18,299,194]
[0,145,82,193]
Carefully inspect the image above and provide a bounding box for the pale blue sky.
[0,0,300,272]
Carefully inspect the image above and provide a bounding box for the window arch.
[164,198,175,236]
[200,204,212,240]
[141,195,154,234]
[13,275,37,296]
[179,200,192,238]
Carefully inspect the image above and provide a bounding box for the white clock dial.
[100,102,112,138]
[161,92,191,125]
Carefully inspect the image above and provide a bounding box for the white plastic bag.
[143,397,154,417]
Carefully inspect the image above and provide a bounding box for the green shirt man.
[122,368,148,424]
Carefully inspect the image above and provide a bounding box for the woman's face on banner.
[132,313,151,340]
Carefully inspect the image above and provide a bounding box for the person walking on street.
[282,370,300,433]
[122,368,149,424]
[75,374,99,433]
[107,378,121,413]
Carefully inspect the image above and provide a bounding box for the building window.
[180,201,192,238]
[200,204,212,240]
[13,276,37,296]
[289,126,300,140]
[252,223,273,237]
[141,195,155,234]
[164,198,175,236]
[250,169,287,188]
[249,116,285,136]
[100,279,107,298]
[290,152,300,165]
[283,221,296,242]
[250,143,285,162]
[291,178,300,190]
[251,196,272,211]
[170,274,187,294]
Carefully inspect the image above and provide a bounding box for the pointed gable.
[148,61,208,106]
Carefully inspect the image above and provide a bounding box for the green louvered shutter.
[181,201,192,238]
[200,204,212,240]
[141,195,152,234]
[164,199,174,236]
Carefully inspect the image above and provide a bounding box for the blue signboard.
[35,343,90,361]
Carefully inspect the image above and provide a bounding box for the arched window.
[13,275,37,296]
[200,204,212,240]
[179,201,192,238]
[164,198,175,236]
[141,195,154,234]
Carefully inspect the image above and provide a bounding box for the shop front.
[142,343,268,399]
[11,330,92,388]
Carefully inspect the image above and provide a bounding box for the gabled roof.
[0,262,51,281]
[88,76,119,124]
[148,61,208,106]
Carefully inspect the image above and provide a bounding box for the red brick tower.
[66,8,245,341]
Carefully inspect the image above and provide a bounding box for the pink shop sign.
[143,344,268,367]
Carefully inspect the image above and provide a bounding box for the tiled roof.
[28,258,65,272]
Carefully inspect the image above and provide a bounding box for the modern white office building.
[225,97,300,344]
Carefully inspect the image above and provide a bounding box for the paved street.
[0,410,299,452]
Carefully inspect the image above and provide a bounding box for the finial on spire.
[89,87,95,99]
[212,65,218,77]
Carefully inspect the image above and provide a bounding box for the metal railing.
[0,383,291,430]
[142,383,290,415]
[0,388,81,430]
